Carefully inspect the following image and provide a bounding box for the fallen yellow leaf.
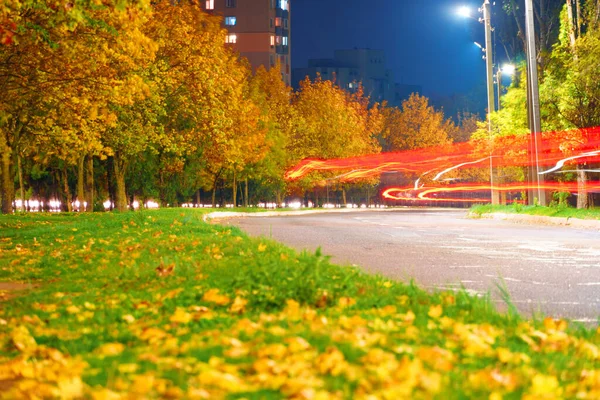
[95,343,125,357]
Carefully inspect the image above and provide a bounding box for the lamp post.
[524,0,546,206]
[481,0,499,205]
[495,64,515,111]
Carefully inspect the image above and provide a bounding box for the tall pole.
[496,68,502,111]
[524,0,546,206]
[483,0,498,204]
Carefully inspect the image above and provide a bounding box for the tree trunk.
[0,139,13,214]
[276,190,281,207]
[567,0,577,46]
[577,165,589,209]
[196,189,201,207]
[244,179,249,207]
[62,167,73,212]
[85,156,94,212]
[17,154,25,212]
[232,169,237,208]
[575,0,581,37]
[342,186,347,206]
[113,156,128,212]
[77,155,84,212]
[211,185,217,208]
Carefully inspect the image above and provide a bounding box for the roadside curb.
[203,206,450,222]
[469,212,600,230]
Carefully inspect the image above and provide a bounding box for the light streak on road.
[285,126,600,203]
[382,182,600,203]
[431,157,491,181]
[539,150,600,175]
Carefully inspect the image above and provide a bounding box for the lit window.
[225,16,237,26]
[282,36,288,46]
[275,17,282,27]
[270,35,275,46]
[205,0,214,10]
[276,36,281,45]
[225,34,237,44]
[225,0,236,8]
[279,0,289,11]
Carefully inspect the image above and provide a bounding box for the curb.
[203,206,452,222]
[469,212,600,230]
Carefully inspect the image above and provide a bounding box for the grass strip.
[0,209,599,399]
[471,204,600,220]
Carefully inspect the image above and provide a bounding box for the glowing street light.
[457,6,473,18]
[501,64,516,75]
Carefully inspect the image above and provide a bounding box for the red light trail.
[285,127,600,203]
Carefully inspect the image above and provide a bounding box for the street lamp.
[495,64,516,110]
[459,2,498,204]
[524,0,546,206]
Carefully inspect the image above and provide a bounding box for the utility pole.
[482,0,499,205]
[524,0,546,206]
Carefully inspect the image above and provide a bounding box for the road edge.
[469,212,600,230]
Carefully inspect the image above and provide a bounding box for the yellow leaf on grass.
[428,305,443,319]
[202,289,230,305]
[57,376,84,399]
[66,305,81,314]
[131,374,155,394]
[258,243,267,252]
[96,343,125,357]
[337,297,356,308]
[122,314,135,323]
[11,325,37,353]
[229,296,248,314]
[170,307,192,324]
[90,389,121,400]
[528,374,561,396]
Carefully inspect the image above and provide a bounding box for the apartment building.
[204,0,291,85]
[293,48,421,106]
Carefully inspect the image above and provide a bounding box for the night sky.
[292,0,490,99]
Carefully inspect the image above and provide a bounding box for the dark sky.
[292,0,488,98]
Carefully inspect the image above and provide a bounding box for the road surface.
[224,209,600,323]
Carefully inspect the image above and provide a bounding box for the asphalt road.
[224,209,600,323]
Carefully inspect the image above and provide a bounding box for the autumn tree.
[0,1,154,213]
[381,94,454,152]
[244,63,297,206]
[292,77,382,203]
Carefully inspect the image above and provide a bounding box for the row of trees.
[1,0,471,214]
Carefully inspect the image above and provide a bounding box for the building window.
[205,0,214,10]
[270,54,275,67]
[225,16,237,26]
[271,0,276,8]
[275,17,282,27]
[270,18,273,28]
[225,34,237,44]
[275,36,281,45]
[278,0,289,11]
[282,36,288,46]
[225,0,236,8]
[270,35,275,47]
[284,18,288,28]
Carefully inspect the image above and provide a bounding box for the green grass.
[470,203,600,220]
[0,209,599,398]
